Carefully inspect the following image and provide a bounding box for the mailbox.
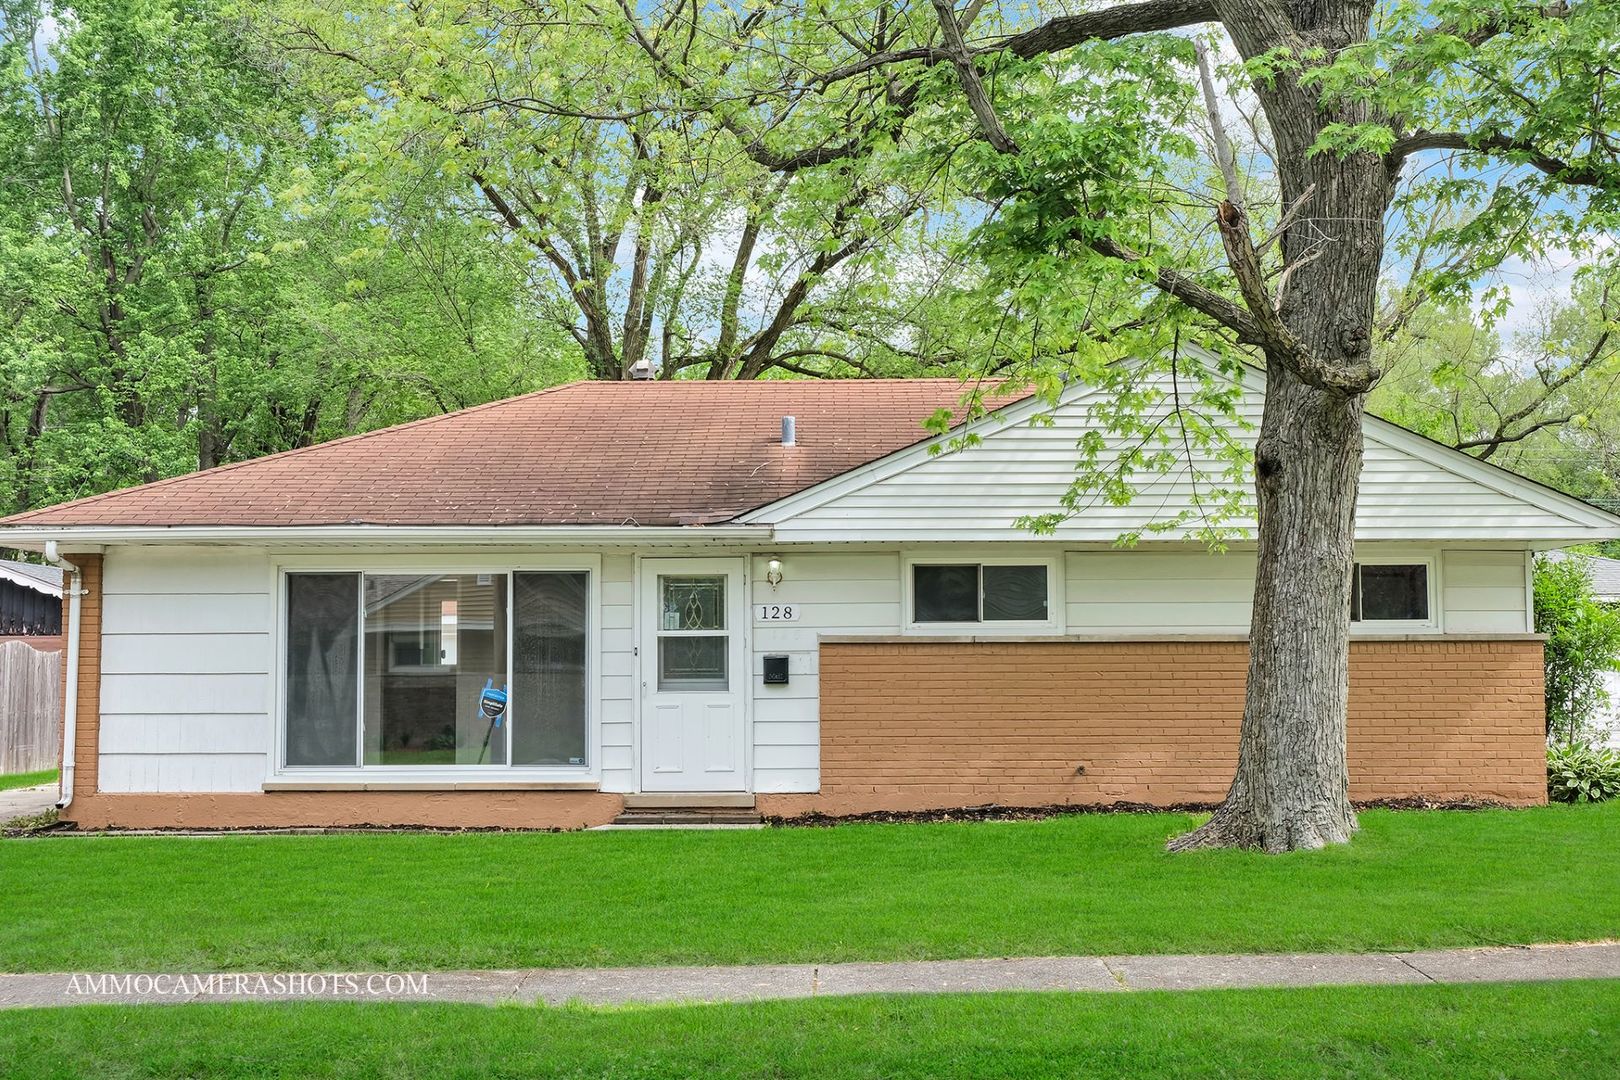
[762,655,790,685]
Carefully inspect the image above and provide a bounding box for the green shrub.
[1534,555,1620,743]
[1547,743,1620,804]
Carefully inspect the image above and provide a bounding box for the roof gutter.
[42,542,98,813]
[0,524,774,548]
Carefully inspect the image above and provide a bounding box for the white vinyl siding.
[599,555,637,792]
[1066,551,1256,633]
[755,368,1618,545]
[748,552,902,792]
[1443,550,1532,633]
[98,546,273,792]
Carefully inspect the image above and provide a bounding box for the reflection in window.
[659,636,728,690]
[982,564,1049,621]
[512,572,589,766]
[363,574,508,766]
[1351,563,1430,622]
[913,564,978,623]
[285,573,359,767]
[912,563,1049,623]
[285,569,594,772]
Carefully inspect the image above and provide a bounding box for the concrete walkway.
[1,942,1617,1010]
[0,783,56,824]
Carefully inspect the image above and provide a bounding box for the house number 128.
[755,604,800,622]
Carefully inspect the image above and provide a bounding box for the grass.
[2,803,1617,973]
[0,768,55,792]
[2,981,1618,1078]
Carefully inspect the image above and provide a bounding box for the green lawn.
[2,804,1617,973]
[3,981,1618,1078]
[0,768,56,792]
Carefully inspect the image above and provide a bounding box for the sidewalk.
[0,783,56,824]
[2,941,1617,1009]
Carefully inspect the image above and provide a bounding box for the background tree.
[0,0,575,515]
[1371,278,1620,519]
[275,0,976,381]
[1535,554,1620,745]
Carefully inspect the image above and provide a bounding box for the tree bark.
[1169,363,1365,851]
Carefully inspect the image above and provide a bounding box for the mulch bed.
[766,796,1514,827]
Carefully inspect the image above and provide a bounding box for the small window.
[1351,563,1430,623]
[912,563,1049,624]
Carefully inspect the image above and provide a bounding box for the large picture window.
[283,569,590,771]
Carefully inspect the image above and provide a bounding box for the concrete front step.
[610,809,763,826]
[621,793,756,810]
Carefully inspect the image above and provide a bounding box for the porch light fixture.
[765,557,785,589]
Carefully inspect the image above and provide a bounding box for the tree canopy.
[3,0,1618,522]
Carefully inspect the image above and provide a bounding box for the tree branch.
[816,0,1216,84]
[999,0,1217,59]
[1456,413,1577,458]
[1088,235,1265,344]
[928,0,1019,153]
[1390,129,1613,187]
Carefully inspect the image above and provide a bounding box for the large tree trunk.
[1170,363,1366,851]
[1164,0,1389,853]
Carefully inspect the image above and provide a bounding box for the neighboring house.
[0,558,64,652]
[2,368,1618,830]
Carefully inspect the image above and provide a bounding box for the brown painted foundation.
[63,791,624,831]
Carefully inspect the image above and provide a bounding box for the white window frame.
[1349,553,1440,633]
[269,552,602,786]
[902,553,1063,634]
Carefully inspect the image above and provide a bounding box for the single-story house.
[0,557,64,652]
[2,367,1616,830]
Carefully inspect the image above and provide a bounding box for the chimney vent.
[781,415,797,447]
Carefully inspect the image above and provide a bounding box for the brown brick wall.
[756,638,1546,818]
[61,553,101,804]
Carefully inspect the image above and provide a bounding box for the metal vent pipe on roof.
[782,415,797,447]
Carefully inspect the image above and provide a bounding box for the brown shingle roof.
[1,380,1019,528]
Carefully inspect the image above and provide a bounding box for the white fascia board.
[0,524,775,549]
[738,379,1102,525]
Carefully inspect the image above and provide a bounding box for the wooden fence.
[1,639,60,774]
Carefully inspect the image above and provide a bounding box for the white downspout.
[43,541,87,812]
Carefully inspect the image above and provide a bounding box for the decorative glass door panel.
[657,575,729,691]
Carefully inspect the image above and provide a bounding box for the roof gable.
[745,365,1620,545]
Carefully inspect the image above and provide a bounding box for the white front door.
[639,558,747,792]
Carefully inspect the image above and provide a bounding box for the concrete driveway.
[0,783,57,824]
